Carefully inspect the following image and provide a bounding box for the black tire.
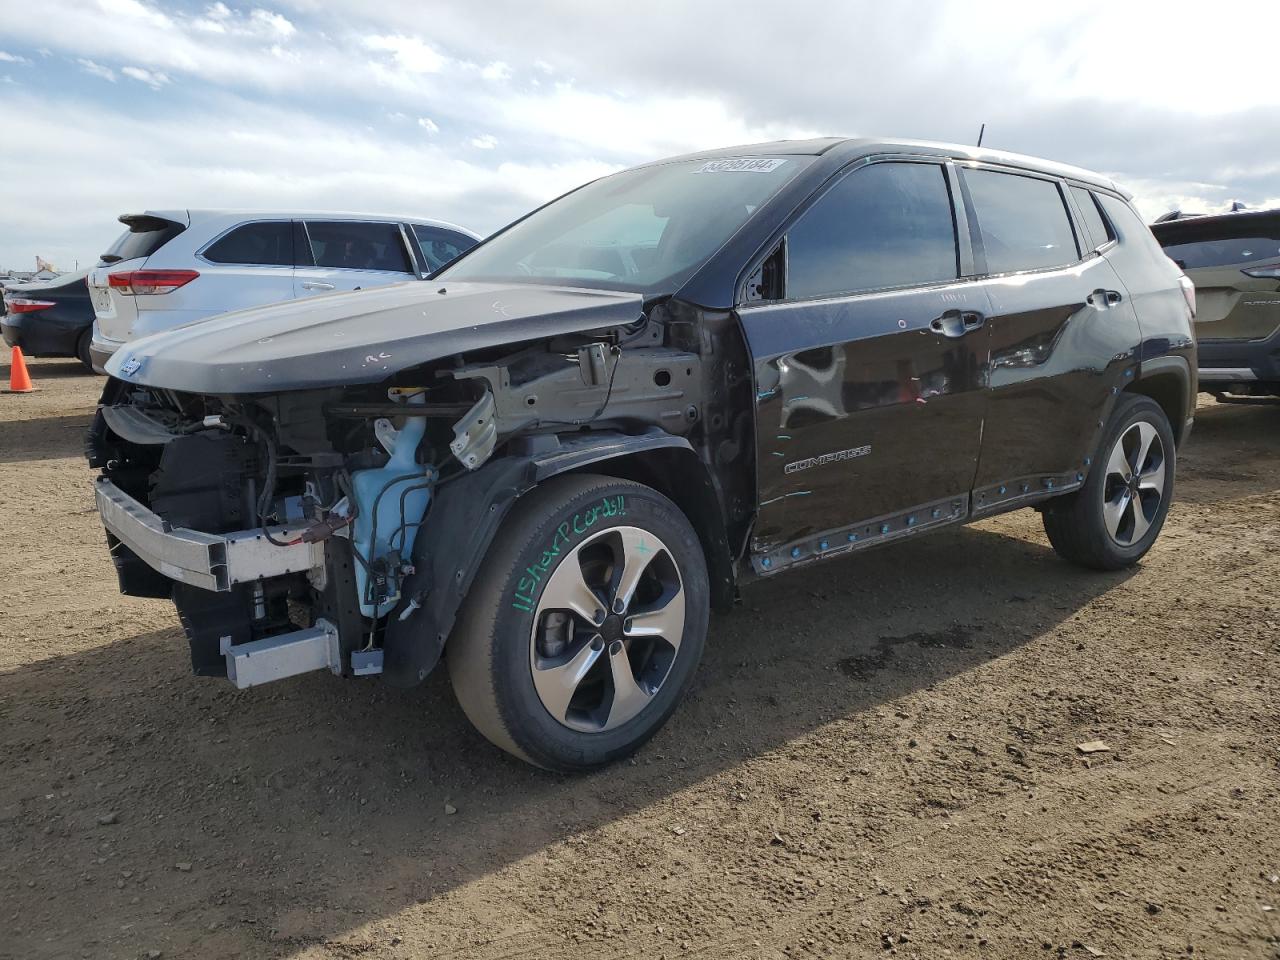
[1043,394,1176,571]
[447,473,709,771]
[75,329,95,373]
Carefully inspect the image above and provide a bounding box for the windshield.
[438,156,811,294]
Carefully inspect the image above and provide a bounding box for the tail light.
[1242,262,1280,279]
[108,269,199,296]
[5,297,56,314]
[1178,275,1196,318]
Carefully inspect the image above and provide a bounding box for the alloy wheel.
[1101,420,1166,546]
[529,526,685,733]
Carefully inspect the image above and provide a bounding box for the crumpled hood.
[106,280,644,394]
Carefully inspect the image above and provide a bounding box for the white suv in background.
[88,210,480,372]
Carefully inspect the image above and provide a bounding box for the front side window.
[437,156,810,294]
[784,161,959,300]
[1070,186,1114,253]
[305,221,413,273]
[202,221,293,266]
[413,225,477,272]
[964,169,1078,273]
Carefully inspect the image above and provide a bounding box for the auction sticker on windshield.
[695,158,788,174]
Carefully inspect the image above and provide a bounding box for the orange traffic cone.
[6,346,36,393]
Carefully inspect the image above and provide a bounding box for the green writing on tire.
[510,494,626,612]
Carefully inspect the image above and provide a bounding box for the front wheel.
[447,474,709,771]
[1043,394,1176,570]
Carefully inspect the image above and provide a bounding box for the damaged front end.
[87,308,708,690]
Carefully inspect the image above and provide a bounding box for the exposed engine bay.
[87,316,718,689]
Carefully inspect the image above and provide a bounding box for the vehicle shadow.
[0,357,95,381]
[1177,397,1280,505]
[3,522,1136,957]
[0,413,92,464]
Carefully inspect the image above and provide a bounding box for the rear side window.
[786,161,958,300]
[305,221,413,273]
[413,225,477,272]
[100,216,185,265]
[964,169,1078,273]
[1070,187,1114,252]
[202,221,294,266]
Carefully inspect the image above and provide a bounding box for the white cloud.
[0,0,1277,266]
[121,65,170,88]
[0,51,30,64]
[487,82,805,159]
[77,58,117,82]
[0,1,308,93]
[1124,176,1280,223]
[248,9,295,38]
[0,91,612,268]
[363,34,447,74]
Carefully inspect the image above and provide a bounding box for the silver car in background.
[88,210,480,372]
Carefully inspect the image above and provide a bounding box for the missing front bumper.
[94,478,325,592]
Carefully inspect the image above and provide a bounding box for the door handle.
[929,310,985,337]
[301,281,335,291]
[1087,289,1123,308]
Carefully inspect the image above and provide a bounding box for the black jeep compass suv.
[89,138,1196,770]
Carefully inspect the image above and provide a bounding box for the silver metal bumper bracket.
[221,619,341,689]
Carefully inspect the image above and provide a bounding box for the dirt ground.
[1,355,1277,960]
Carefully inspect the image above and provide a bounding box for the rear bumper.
[94,477,324,592]
[89,334,121,375]
[2,316,82,357]
[1198,328,1280,388]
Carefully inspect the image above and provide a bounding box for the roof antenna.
[976,123,986,148]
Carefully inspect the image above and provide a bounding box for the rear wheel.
[75,329,94,372]
[447,474,709,771]
[1043,394,1175,570]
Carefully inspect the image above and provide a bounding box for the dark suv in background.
[88,138,1196,771]
[1152,208,1280,398]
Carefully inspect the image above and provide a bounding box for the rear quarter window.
[412,225,477,272]
[1070,186,1114,252]
[1097,194,1178,271]
[964,169,1078,273]
[202,221,294,266]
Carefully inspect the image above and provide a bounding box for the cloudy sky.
[0,0,1277,272]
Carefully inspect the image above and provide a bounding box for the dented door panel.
[973,256,1141,489]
